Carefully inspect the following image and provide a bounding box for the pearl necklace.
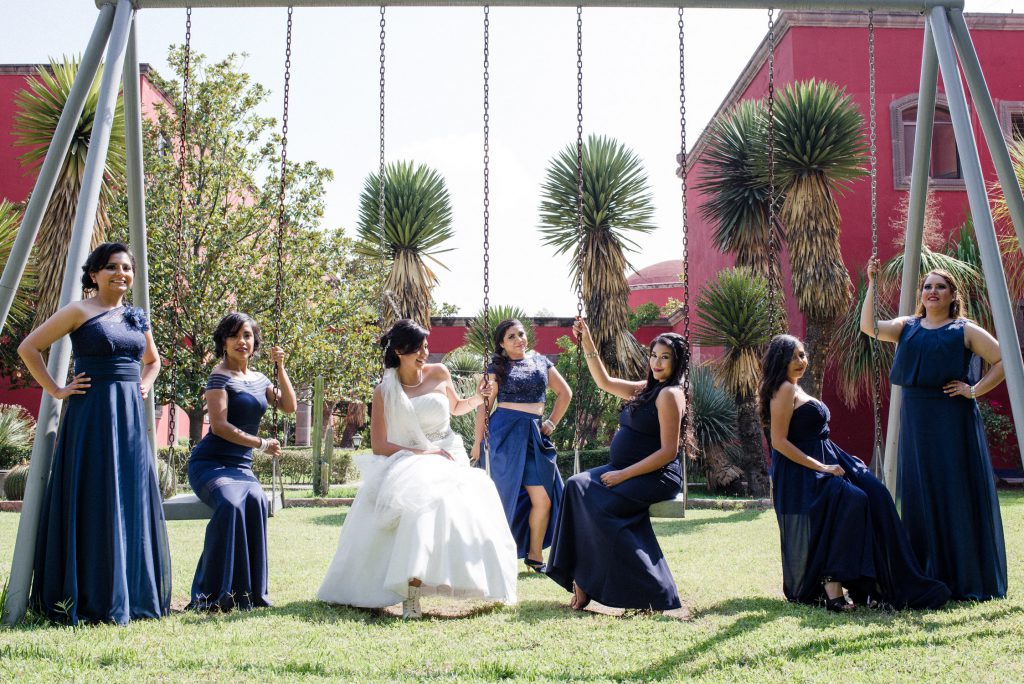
[400,373,425,388]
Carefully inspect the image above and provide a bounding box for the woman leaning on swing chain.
[861,258,1007,601]
[472,319,572,571]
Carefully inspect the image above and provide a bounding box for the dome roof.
[628,260,684,288]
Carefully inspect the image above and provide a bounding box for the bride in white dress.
[317,319,518,618]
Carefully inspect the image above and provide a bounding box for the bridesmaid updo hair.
[213,312,262,358]
[915,269,965,319]
[758,334,802,429]
[490,318,525,386]
[381,318,428,369]
[80,242,134,292]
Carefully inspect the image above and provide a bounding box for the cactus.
[3,460,30,501]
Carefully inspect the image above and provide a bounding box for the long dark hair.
[381,318,428,369]
[625,333,696,455]
[490,318,524,386]
[213,312,262,358]
[81,242,133,293]
[758,334,801,428]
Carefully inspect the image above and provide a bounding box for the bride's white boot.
[402,584,422,619]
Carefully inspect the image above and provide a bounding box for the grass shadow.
[653,508,767,536]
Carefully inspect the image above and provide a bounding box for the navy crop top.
[488,353,554,403]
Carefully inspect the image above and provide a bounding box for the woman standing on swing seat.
[543,318,686,612]
[19,242,170,625]
[472,318,572,572]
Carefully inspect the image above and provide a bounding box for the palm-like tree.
[14,57,125,327]
[773,79,867,396]
[539,134,655,380]
[355,160,454,330]
[697,99,784,287]
[690,363,745,493]
[0,201,38,380]
[693,267,774,497]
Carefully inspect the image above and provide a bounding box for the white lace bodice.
[409,393,452,441]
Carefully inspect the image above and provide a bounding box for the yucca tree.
[463,304,536,360]
[773,79,867,396]
[355,160,454,330]
[990,138,1024,298]
[693,267,774,496]
[539,134,655,380]
[442,346,484,446]
[14,57,125,327]
[690,363,745,493]
[1,201,38,380]
[697,99,784,288]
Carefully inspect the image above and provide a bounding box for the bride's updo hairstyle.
[381,318,429,369]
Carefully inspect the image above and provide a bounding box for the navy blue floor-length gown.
[187,372,272,611]
[545,391,682,610]
[31,306,171,625]
[772,397,949,609]
[891,317,1007,601]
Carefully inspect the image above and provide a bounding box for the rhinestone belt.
[424,428,453,441]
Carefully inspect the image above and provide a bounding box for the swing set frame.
[2,0,1024,627]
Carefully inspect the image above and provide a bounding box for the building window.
[891,94,965,191]
[998,100,1024,144]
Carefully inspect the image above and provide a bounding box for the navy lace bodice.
[489,353,554,403]
[71,306,149,361]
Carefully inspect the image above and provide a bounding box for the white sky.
[5,0,1022,315]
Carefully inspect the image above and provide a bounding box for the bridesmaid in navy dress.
[862,261,1007,600]
[19,243,170,625]
[544,318,686,612]
[761,335,949,612]
[473,319,572,570]
[187,313,296,611]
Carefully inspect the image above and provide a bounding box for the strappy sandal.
[524,557,545,573]
[822,577,856,613]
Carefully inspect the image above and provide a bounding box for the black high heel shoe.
[822,577,856,613]
[524,558,545,573]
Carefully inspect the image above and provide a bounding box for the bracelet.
[256,437,269,453]
[970,384,977,400]
[543,419,556,430]
[584,351,598,359]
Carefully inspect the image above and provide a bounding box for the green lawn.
[1,492,1022,682]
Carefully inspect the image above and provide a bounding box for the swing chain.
[765,7,779,334]
[167,6,193,467]
[572,4,585,474]
[868,10,883,462]
[273,6,293,420]
[378,5,389,329]
[678,7,691,459]
[482,5,493,474]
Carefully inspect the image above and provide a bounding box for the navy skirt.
[481,407,563,558]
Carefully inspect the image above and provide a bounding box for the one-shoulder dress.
[31,306,171,625]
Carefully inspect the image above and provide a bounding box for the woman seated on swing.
[761,334,949,612]
[543,318,687,612]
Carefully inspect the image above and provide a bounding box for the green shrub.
[555,447,611,474]
[3,461,30,500]
[0,445,32,470]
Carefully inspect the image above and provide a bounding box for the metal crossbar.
[96,1,964,11]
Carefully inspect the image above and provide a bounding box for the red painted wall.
[684,14,1024,463]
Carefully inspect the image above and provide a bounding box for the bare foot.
[570,581,590,611]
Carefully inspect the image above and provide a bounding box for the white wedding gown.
[317,369,518,608]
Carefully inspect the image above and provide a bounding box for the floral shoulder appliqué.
[122,306,150,333]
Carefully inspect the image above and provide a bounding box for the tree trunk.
[800,317,832,399]
[735,397,770,498]
[339,402,367,448]
[187,405,205,447]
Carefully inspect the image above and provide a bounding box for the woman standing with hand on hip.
[19,242,170,625]
[473,319,572,571]
[861,260,1006,600]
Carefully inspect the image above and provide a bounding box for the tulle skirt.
[317,434,518,607]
